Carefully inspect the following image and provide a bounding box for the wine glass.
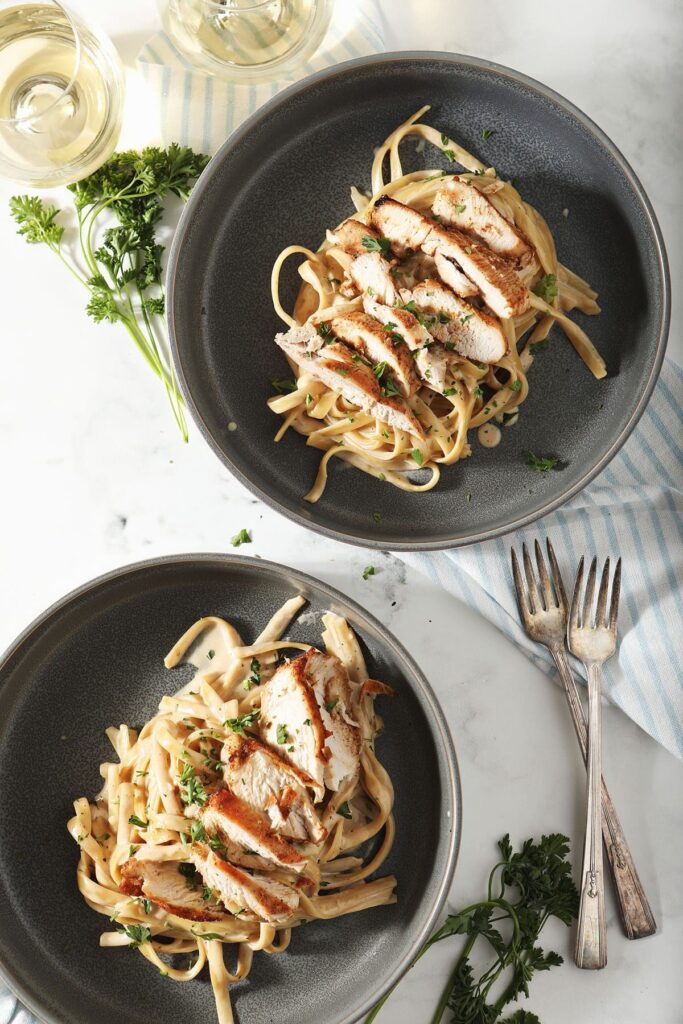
[0,1,124,187]
[159,0,335,81]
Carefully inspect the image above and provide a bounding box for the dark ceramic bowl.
[0,555,460,1024]
[167,52,669,550]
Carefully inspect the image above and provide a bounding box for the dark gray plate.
[167,52,669,550]
[0,555,460,1024]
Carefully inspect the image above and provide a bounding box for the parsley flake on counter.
[231,528,251,547]
[480,128,495,140]
[362,566,376,581]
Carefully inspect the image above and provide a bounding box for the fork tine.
[609,557,622,631]
[511,548,530,621]
[569,556,584,631]
[546,538,568,613]
[596,557,611,626]
[534,539,555,609]
[522,543,540,613]
[583,556,598,627]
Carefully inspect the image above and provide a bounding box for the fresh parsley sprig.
[9,144,209,440]
[365,833,578,1024]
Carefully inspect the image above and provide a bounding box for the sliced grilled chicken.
[222,732,326,844]
[407,280,507,363]
[274,324,424,437]
[190,845,299,923]
[421,223,529,318]
[370,196,432,257]
[327,218,382,258]
[432,177,533,264]
[434,251,480,297]
[346,251,397,305]
[201,790,308,873]
[330,311,418,398]
[261,648,362,796]
[120,858,224,921]
[363,296,451,393]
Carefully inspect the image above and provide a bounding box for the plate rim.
[166,50,671,551]
[0,552,462,1024]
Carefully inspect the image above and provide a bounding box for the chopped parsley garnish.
[480,128,495,140]
[453,203,466,213]
[337,802,352,820]
[411,449,424,467]
[276,723,289,744]
[317,321,334,342]
[128,844,138,858]
[325,699,339,712]
[527,451,559,472]
[362,566,376,581]
[230,528,251,547]
[464,246,473,254]
[373,360,388,379]
[225,709,261,734]
[372,510,382,523]
[378,473,386,481]
[190,927,223,941]
[443,150,456,162]
[202,886,214,901]
[438,311,450,323]
[117,924,151,948]
[460,312,474,324]
[190,820,206,843]
[209,835,227,856]
[396,298,417,314]
[381,429,390,439]
[532,273,559,304]
[178,762,207,807]
[440,133,450,146]
[270,377,297,394]
[128,815,149,829]
[246,657,261,688]
[381,376,401,398]
[178,862,196,878]
[207,649,215,660]
[472,385,483,397]
[362,235,392,259]
[303,718,312,726]
[443,387,457,397]
[510,379,522,392]
[139,898,152,914]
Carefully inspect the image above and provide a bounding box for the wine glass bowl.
[0,1,124,187]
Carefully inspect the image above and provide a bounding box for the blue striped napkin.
[400,358,683,760]
[136,1,384,154]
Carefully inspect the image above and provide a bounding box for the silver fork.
[511,540,656,951]
[568,556,622,969]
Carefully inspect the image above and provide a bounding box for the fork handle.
[551,647,656,941]
[575,662,607,969]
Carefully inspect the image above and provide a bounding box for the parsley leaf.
[178,761,207,807]
[527,452,559,472]
[410,449,424,467]
[118,923,152,948]
[481,128,495,140]
[231,528,251,547]
[271,377,297,393]
[128,814,149,829]
[531,274,559,304]
[362,566,375,580]
[337,802,352,819]
[10,146,209,440]
[225,709,261,734]
[276,723,289,744]
[362,235,392,259]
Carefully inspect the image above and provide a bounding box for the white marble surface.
[0,1,682,1021]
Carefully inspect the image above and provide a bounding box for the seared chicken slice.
[120,858,224,921]
[190,845,299,923]
[261,648,362,796]
[407,280,507,363]
[434,251,480,297]
[330,311,418,398]
[201,790,308,872]
[327,218,382,258]
[432,177,533,264]
[363,296,451,393]
[371,196,433,257]
[274,324,424,437]
[421,223,529,318]
[346,252,397,305]
[222,732,326,844]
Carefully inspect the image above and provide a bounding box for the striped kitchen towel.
[136,0,384,154]
[399,358,683,760]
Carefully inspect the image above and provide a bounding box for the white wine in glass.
[0,1,124,186]
[161,0,334,80]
